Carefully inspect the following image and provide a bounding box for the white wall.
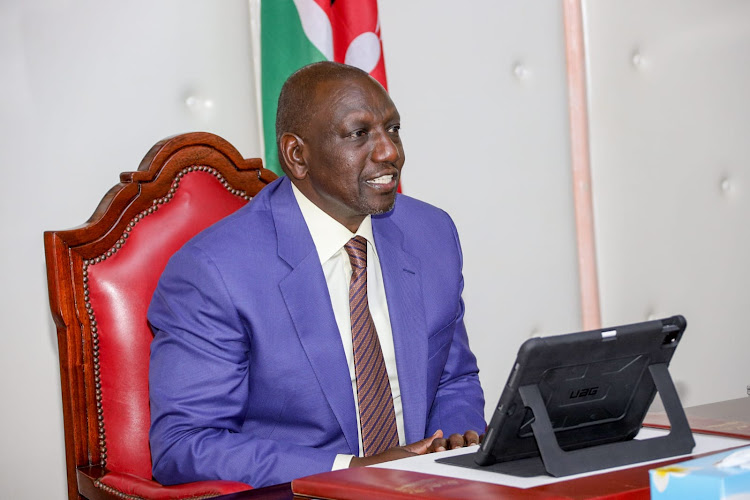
[2,1,748,498]
[584,0,750,406]
[379,0,581,421]
[0,1,260,498]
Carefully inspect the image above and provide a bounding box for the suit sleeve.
[425,214,486,437]
[148,245,337,488]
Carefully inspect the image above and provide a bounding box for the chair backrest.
[45,132,277,499]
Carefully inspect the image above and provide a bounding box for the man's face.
[297,76,404,231]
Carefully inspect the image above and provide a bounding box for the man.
[148,61,485,488]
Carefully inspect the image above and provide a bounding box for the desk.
[219,398,750,500]
[644,397,750,440]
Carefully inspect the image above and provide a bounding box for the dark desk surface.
[219,397,750,500]
[645,396,750,439]
[212,482,293,500]
[681,396,750,420]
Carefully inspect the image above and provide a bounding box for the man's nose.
[371,131,400,163]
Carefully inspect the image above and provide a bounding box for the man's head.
[276,61,404,232]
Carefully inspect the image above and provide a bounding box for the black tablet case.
[438,315,695,477]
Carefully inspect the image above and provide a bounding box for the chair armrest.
[77,465,251,499]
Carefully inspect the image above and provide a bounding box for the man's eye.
[349,130,367,138]
[388,125,401,134]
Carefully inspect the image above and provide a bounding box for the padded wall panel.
[584,0,750,406]
[1,2,259,498]
[380,0,581,420]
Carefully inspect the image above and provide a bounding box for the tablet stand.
[518,363,695,477]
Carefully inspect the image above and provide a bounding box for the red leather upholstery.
[87,171,248,478]
[97,471,249,499]
[45,133,277,499]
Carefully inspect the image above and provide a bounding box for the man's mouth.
[366,174,396,187]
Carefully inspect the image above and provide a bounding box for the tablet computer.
[438,315,693,477]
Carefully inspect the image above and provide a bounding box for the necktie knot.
[345,236,368,270]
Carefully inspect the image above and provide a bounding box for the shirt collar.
[291,182,375,265]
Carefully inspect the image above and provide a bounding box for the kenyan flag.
[260,0,388,176]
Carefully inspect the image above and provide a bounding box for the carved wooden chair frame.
[44,132,277,499]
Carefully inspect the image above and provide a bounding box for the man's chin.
[369,199,397,216]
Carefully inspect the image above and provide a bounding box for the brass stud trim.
[93,477,225,499]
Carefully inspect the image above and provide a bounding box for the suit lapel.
[373,215,428,443]
[273,179,359,455]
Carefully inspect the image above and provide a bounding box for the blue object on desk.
[650,445,750,499]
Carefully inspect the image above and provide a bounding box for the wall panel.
[584,0,750,406]
[380,0,581,421]
[0,1,259,497]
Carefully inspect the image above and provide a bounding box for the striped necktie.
[344,236,399,456]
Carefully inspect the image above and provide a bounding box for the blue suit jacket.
[148,176,485,488]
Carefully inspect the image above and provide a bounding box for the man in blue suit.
[148,61,485,488]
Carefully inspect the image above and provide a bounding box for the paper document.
[372,428,750,489]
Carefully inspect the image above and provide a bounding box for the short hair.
[275,62,372,169]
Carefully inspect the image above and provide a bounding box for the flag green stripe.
[261,0,327,176]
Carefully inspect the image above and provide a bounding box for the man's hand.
[427,429,482,453]
[349,430,444,467]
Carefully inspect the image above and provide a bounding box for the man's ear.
[279,132,307,180]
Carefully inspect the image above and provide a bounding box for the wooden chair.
[44,132,278,499]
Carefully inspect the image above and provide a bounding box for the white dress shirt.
[291,184,405,468]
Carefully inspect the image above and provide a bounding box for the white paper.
[371,428,750,489]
